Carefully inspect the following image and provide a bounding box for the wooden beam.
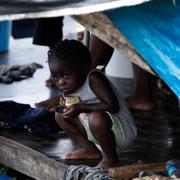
[72,12,155,75]
[0,136,67,180]
[108,162,165,179]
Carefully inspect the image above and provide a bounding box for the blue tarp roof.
[105,0,180,99]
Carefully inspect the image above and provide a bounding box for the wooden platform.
[0,93,179,179]
[0,135,66,180]
[0,38,179,180]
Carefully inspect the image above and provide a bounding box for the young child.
[35,39,137,168]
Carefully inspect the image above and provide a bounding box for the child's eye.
[52,76,58,81]
[63,74,69,79]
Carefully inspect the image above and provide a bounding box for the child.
[35,39,137,168]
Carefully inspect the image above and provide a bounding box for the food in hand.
[65,95,80,106]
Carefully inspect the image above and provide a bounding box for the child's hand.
[59,95,66,106]
[34,96,60,111]
[63,103,81,119]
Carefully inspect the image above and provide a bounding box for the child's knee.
[55,112,63,123]
[55,113,70,131]
[89,111,111,131]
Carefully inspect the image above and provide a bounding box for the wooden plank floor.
[0,37,180,179]
[0,96,179,167]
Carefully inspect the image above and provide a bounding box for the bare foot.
[125,97,155,111]
[0,121,10,129]
[65,148,102,160]
[97,159,119,168]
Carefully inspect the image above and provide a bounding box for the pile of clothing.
[0,101,61,134]
[0,63,43,83]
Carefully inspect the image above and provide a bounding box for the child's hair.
[47,39,91,69]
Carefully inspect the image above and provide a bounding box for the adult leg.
[89,35,154,111]
[89,34,114,69]
[33,17,63,47]
[125,64,155,111]
[55,113,102,160]
[33,17,64,87]
[89,111,119,168]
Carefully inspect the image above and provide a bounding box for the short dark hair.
[47,39,91,68]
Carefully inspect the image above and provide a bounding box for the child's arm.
[87,70,119,112]
[34,95,60,111]
[63,71,119,119]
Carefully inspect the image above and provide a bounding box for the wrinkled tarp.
[105,0,180,98]
[0,0,151,20]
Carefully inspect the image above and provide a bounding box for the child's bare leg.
[55,113,102,160]
[89,111,119,168]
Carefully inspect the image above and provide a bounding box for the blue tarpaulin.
[105,0,180,99]
[0,176,13,180]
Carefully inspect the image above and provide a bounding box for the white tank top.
[72,69,137,140]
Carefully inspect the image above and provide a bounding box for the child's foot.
[65,148,102,160]
[0,121,10,129]
[97,159,120,168]
[125,97,155,111]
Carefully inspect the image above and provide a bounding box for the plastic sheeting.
[105,0,180,99]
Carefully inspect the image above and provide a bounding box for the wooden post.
[83,29,90,48]
[0,136,67,180]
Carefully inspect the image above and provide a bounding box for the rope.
[64,165,110,180]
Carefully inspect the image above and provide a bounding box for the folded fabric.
[0,100,61,134]
[0,63,43,83]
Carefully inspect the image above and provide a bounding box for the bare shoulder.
[88,70,119,112]
[88,70,112,92]
[88,70,107,83]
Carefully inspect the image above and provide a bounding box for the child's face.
[49,60,86,95]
